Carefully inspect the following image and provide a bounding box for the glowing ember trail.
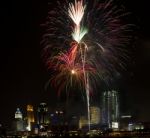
[68,0,91,130]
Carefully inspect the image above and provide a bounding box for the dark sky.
[0,0,150,127]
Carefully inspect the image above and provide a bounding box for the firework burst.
[42,0,132,95]
[42,0,133,131]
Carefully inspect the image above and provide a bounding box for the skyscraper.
[15,108,23,119]
[26,105,35,131]
[102,90,119,129]
[79,106,100,129]
[13,108,24,131]
[37,103,49,126]
[90,106,100,125]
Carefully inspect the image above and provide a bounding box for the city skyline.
[3,98,149,133]
[0,0,150,128]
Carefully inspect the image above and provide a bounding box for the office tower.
[26,105,35,131]
[13,108,24,131]
[50,109,66,132]
[51,110,64,125]
[102,90,119,129]
[120,115,132,131]
[79,106,100,129]
[90,106,100,125]
[37,103,49,125]
[15,108,23,119]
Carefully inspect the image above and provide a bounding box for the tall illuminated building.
[26,105,35,131]
[90,106,100,125]
[102,90,119,129]
[37,103,49,125]
[15,108,23,119]
[13,108,24,131]
[79,106,100,129]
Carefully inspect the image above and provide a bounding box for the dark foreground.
[3,130,150,138]
[27,135,150,138]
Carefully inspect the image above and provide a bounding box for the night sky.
[0,0,150,127]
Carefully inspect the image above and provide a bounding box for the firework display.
[43,0,131,94]
[42,0,131,130]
